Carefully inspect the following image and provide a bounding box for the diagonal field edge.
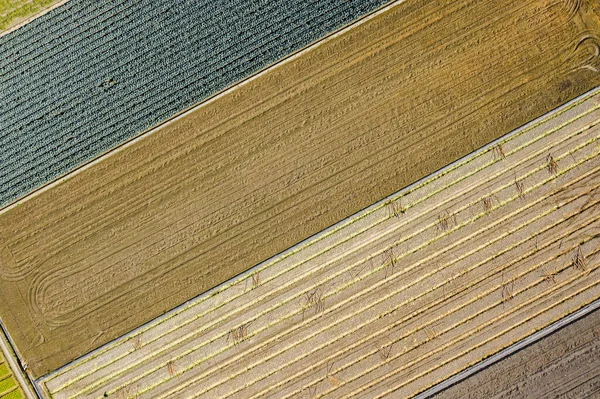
[0,324,37,399]
[0,0,68,37]
[0,0,390,207]
[413,297,600,399]
[34,85,600,398]
[5,0,600,379]
[35,86,600,392]
[0,0,400,215]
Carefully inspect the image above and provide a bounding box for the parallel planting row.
[36,89,600,399]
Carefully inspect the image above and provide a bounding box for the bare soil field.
[0,0,66,33]
[1,0,600,378]
[35,89,600,398]
[435,307,600,399]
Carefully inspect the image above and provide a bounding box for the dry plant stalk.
[579,186,600,213]
[348,262,367,282]
[573,245,587,271]
[501,272,515,306]
[302,386,317,398]
[228,323,249,345]
[482,196,494,213]
[388,199,406,218]
[384,248,397,268]
[493,144,506,160]
[436,211,457,232]
[115,387,132,399]
[251,272,261,289]
[302,287,324,319]
[540,265,557,285]
[326,361,342,387]
[383,248,397,279]
[546,154,558,175]
[438,267,450,300]
[515,177,525,199]
[501,284,514,304]
[425,325,437,340]
[131,335,142,351]
[167,360,176,376]
[378,343,393,362]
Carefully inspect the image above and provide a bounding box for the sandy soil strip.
[2,0,600,379]
[34,88,600,398]
[0,0,67,36]
[433,304,600,399]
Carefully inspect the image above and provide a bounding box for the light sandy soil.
[1,0,600,378]
[35,89,600,399]
[435,307,600,399]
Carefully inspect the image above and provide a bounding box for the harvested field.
[0,0,65,33]
[35,88,600,398]
[435,306,600,399]
[1,0,600,378]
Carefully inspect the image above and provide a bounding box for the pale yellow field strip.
[0,351,22,399]
[0,0,68,36]
[35,88,600,399]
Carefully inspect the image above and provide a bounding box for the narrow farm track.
[2,0,600,378]
[34,89,600,398]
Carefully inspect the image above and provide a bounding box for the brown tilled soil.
[435,307,600,399]
[1,0,600,378]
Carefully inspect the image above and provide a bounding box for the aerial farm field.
[0,0,389,206]
[33,88,600,398]
[1,0,599,380]
[0,0,65,33]
[436,307,600,399]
